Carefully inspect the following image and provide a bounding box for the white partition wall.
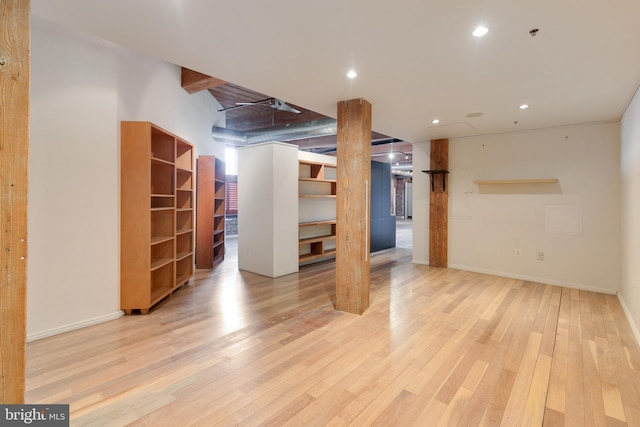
[238,142,299,277]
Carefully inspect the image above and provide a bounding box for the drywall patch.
[449,168,472,219]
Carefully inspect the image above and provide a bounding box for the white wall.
[413,122,620,294]
[620,87,640,341]
[116,48,224,157]
[28,17,225,340]
[411,141,430,264]
[29,16,120,340]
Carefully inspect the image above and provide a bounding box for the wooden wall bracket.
[422,169,450,192]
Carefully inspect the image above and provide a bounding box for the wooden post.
[0,0,30,404]
[429,139,448,267]
[336,99,371,314]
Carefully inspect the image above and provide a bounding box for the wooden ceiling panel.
[208,81,412,165]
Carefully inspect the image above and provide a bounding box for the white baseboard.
[27,311,124,342]
[411,258,429,265]
[447,264,617,295]
[617,294,640,347]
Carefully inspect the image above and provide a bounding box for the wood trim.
[336,98,371,314]
[181,68,226,94]
[429,139,448,268]
[0,0,29,404]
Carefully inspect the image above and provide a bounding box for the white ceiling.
[32,0,640,143]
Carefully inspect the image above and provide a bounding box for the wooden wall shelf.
[473,178,559,185]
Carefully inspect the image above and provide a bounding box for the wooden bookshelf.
[196,155,226,269]
[298,160,337,265]
[121,121,194,314]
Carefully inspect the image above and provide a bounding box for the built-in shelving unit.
[473,178,559,185]
[298,219,337,263]
[298,159,337,264]
[196,155,226,269]
[121,121,195,314]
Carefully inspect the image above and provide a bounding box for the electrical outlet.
[537,251,544,261]
[515,249,521,257]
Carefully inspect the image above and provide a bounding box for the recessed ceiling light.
[347,70,358,79]
[389,153,394,159]
[519,104,529,110]
[432,119,440,124]
[473,26,489,37]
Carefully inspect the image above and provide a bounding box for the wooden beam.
[429,139,448,267]
[336,98,371,314]
[0,0,29,404]
[181,68,226,94]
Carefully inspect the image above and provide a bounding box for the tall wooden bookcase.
[195,155,226,269]
[121,121,195,314]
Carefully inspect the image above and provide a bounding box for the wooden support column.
[0,0,29,403]
[429,139,448,267]
[336,99,371,314]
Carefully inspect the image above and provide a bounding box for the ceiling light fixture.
[519,104,529,110]
[473,26,488,37]
[389,153,394,159]
[432,119,440,124]
[347,70,358,79]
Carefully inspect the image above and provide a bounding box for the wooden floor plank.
[546,288,570,416]
[24,239,640,426]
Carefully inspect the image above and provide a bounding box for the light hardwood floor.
[26,239,640,426]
